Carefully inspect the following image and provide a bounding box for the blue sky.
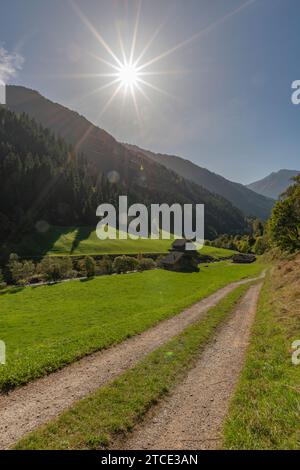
[0,0,299,183]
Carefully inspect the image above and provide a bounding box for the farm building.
[160,239,200,272]
[232,253,257,264]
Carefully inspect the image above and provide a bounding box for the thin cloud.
[0,45,24,84]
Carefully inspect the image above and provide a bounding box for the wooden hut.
[160,239,200,272]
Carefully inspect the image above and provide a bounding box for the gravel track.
[0,275,262,449]
[114,282,263,450]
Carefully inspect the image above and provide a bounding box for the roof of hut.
[171,239,196,252]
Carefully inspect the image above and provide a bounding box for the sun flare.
[70,0,255,125]
[118,63,139,89]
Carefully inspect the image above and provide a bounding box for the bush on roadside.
[37,256,75,282]
[269,174,300,253]
[20,260,36,284]
[36,257,59,282]
[0,268,7,289]
[253,236,269,255]
[8,253,23,284]
[113,255,139,274]
[137,257,156,271]
[8,253,35,285]
[79,256,96,278]
[85,256,96,277]
[97,256,113,275]
[59,257,75,279]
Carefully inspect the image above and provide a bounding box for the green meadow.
[0,261,264,391]
[14,225,236,258]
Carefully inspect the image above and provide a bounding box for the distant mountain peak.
[247,169,299,200]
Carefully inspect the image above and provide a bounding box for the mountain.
[3,86,248,239]
[125,145,275,220]
[0,105,108,245]
[247,169,300,200]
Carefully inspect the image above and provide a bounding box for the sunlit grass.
[14,225,236,258]
[223,256,300,449]
[0,261,264,391]
[15,283,252,450]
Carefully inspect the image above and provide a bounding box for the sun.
[70,0,256,124]
[118,63,139,89]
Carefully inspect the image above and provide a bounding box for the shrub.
[86,256,96,277]
[98,256,113,275]
[81,256,96,278]
[253,236,269,255]
[113,255,139,274]
[59,257,75,279]
[37,257,59,282]
[37,257,74,282]
[236,239,251,254]
[137,258,156,271]
[8,253,23,284]
[20,260,36,283]
[0,268,7,289]
[269,175,300,253]
[8,254,35,285]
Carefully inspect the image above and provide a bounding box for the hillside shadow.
[9,226,75,262]
[27,226,75,262]
[71,226,94,254]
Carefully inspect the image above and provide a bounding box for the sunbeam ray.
[130,84,142,127]
[133,20,166,68]
[70,0,123,68]
[70,78,122,107]
[74,82,123,153]
[135,81,151,103]
[44,72,120,80]
[138,69,190,77]
[136,77,176,100]
[136,0,256,72]
[115,22,127,64]
[98,82,123,118]
[67,0,256,127]
[129,0,142,66]
[87,51,121,72]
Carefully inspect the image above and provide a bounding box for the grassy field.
[223,255,300,449]
[14,283,252,450]
[0,261,264,391]
[14,225,236,258]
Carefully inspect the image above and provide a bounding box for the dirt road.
[0,276,262,449]
[114,282,263,450]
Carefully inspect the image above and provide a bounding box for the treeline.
[268,174,300,253]
[209,175,300,255]
[0,253,156,288]
[206,218,266,254]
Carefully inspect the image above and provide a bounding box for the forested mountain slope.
[126,144,275,220]
[4,86,248,239]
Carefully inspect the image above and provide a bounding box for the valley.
[0,18,299,455]
[14,225,235,258]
